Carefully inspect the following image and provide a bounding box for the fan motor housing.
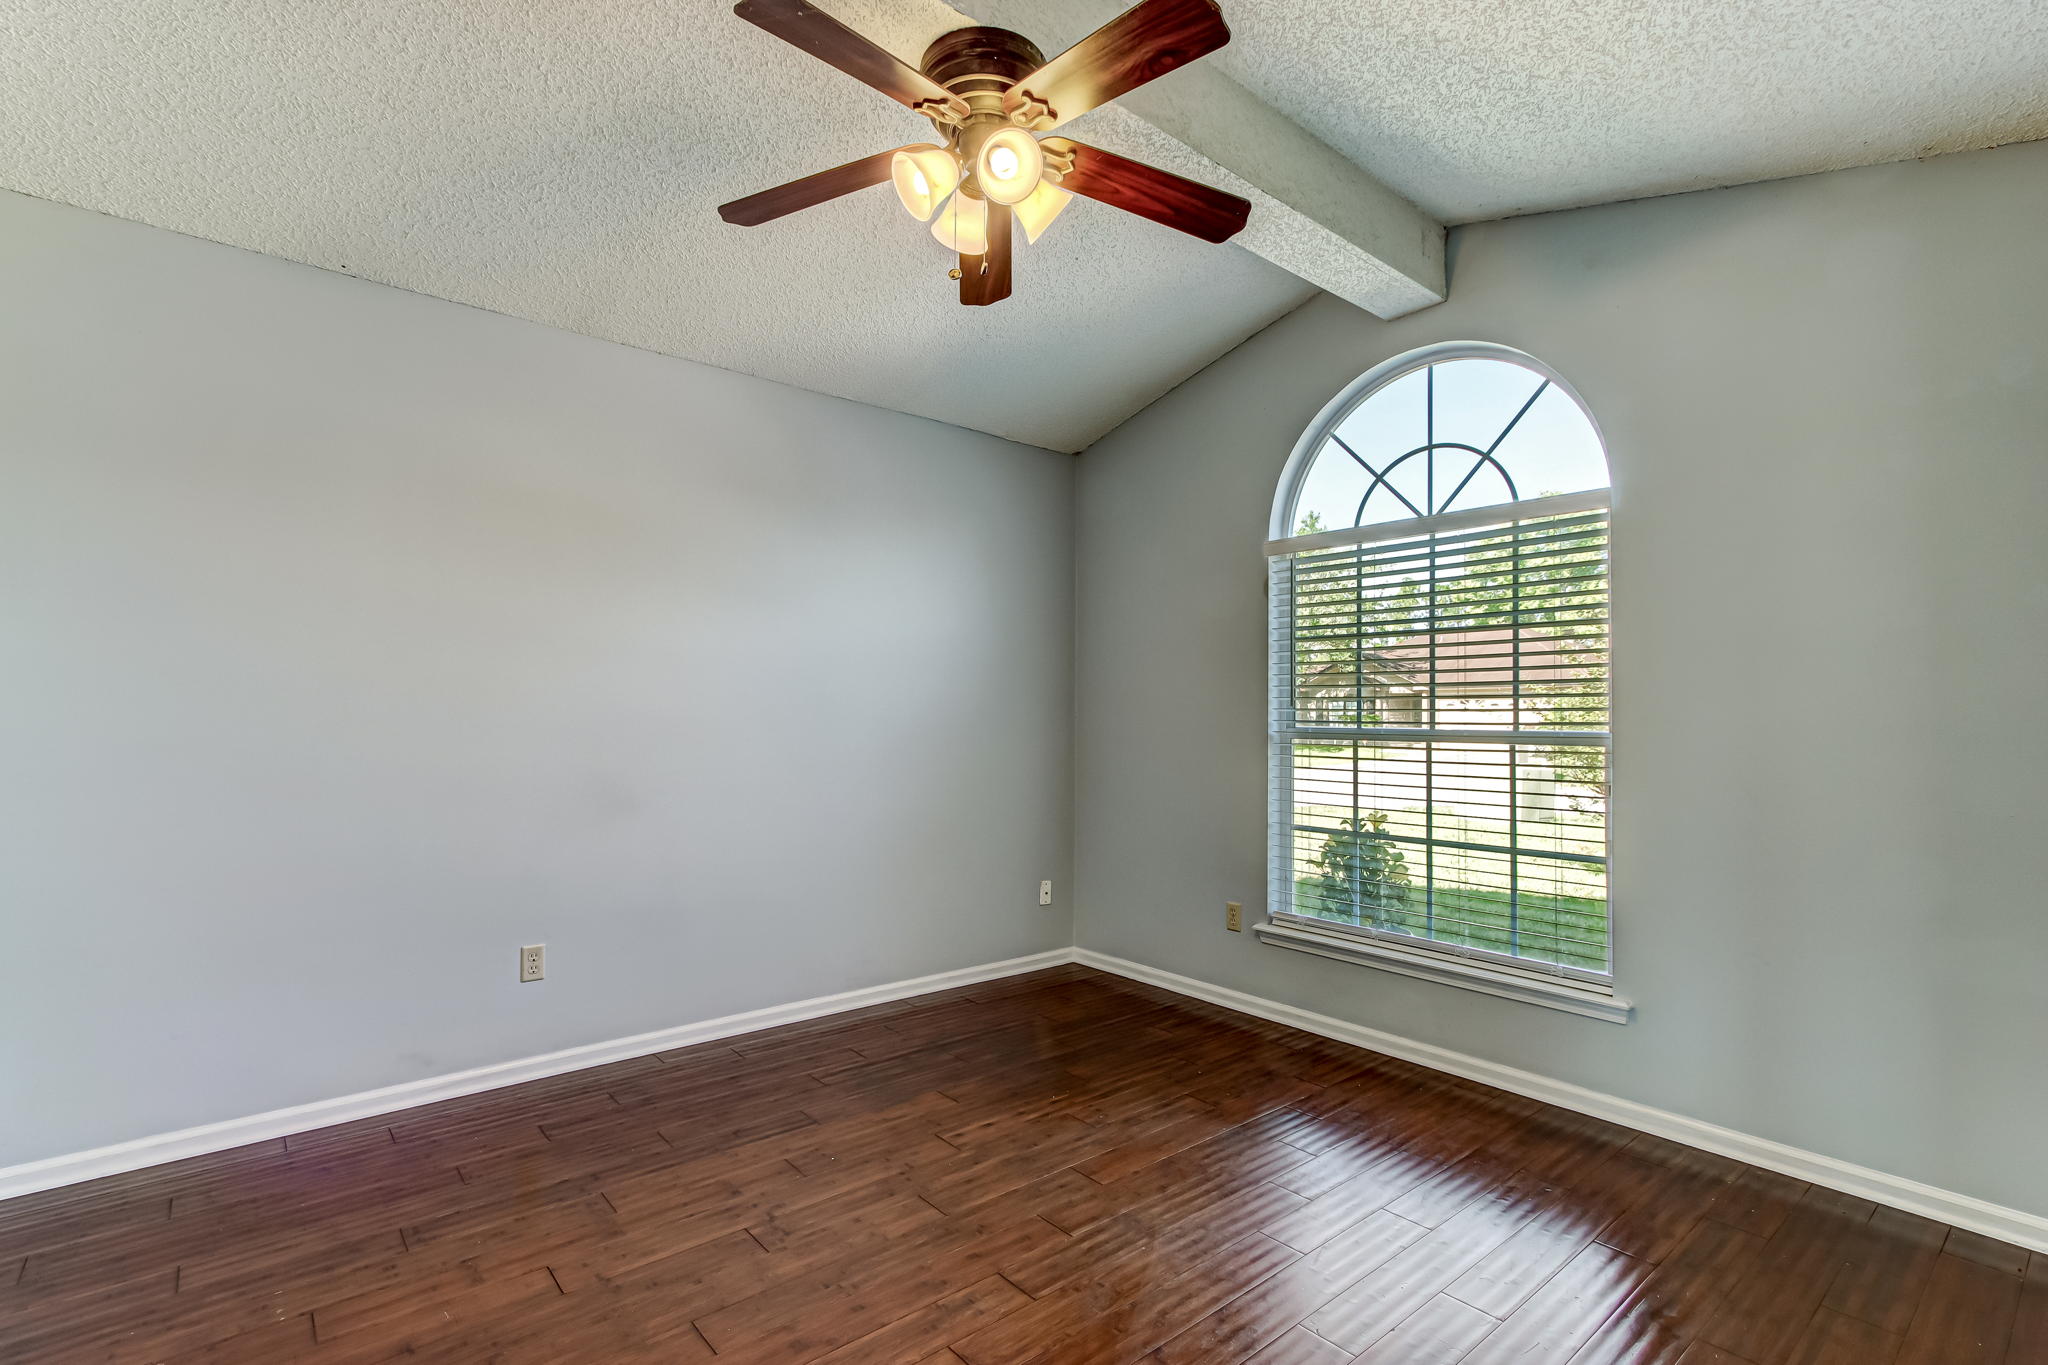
[922,25,1045,189]
[921,26,1045,95]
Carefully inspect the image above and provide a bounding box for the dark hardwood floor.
[1,965,2040,1363]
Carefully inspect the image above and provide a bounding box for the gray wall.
[1072,141,2048,1215]
[0,189,1075,1168]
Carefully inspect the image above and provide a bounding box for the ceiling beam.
[943,0,1446,317]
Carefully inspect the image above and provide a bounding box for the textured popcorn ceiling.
[0,0,1313,452]
[4,1,2046,449]
[1205,0,2048,224]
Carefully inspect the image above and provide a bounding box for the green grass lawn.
[1293,877,1608,972]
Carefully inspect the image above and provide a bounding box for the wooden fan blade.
[733,0,969,119]
[1002,0,1228,129]
[960,203,1013,306]
[718,147,909,226]
[1042,138,1248,243]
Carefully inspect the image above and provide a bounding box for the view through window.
[1268,347,1613,981]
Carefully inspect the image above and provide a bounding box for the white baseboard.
[13,943,2045,1259]
[1074,948,2048,1256]
[0,948,1075,1203]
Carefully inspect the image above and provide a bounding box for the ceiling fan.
[717,0,1252,306]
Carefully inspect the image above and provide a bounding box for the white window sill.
[1253,920,1634,1024]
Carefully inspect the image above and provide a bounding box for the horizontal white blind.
[1268,502,1612,981]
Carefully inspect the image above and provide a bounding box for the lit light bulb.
[1012,180,1073,244]
[891,145,960,221]
[930,191,989,255]
[975,127,1043,206]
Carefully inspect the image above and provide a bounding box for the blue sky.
[1292,359,1607,532]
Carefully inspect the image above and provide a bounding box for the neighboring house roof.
[1300,626,1599,699]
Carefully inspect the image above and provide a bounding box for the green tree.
[1289,508,1397,729]
[1308,506,1608,807]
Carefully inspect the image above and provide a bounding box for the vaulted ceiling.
[3,0,2043,451]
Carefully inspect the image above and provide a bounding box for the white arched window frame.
[1261,342,1630,1023]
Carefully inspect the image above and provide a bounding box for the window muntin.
[1268,345,1612,983]
[1290,358,1608,532]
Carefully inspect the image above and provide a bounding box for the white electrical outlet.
[519,944,545,983]
[1039,880,1053,906]
[1225,902,1243,932]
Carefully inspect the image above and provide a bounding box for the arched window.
[1264,342,1618,1007]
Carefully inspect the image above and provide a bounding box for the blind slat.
[1270,503,1612,978]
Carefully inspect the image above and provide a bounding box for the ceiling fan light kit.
[976,127,1045,205]
[890,144,961,220]
[717,0,1253,306]
[1012,180,1074,243]
[930,190,990,254]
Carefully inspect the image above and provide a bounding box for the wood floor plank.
[954,1224,1273,1365]
[1695,1187,1874,1363]
[694,1212,1063,1362]
[1822,1204,1947,1336]
[1261,1148,1451,1252]
[1013,1230,1301,1365]
[1234,1325,1350,1365]
[1670,1343,1761,1365]
[1592,1142,1745,1268]
[1151,1210,1425,1365]
[1552,1215,1764,1365]
[809,1276,1030,1365]
[1943,1230,2031,1278]
[159,1314,318,1363]
[1005,1180,1305,1300]
[1459,1239,1653,1365]
[1446,1195,1624,1319]
[1699,1165,1810,1240]
[1893,1253,2022,1365]
[2010,1254,2048,1365]
[1304,1169,1561,1354]
[1073,1107,1240,1184]
[1787,1306,1903,1364]
[1348,1291,1499,1363]
[0,966,2020,1365]
[567,1228,781,1340]
[308,1265,570,1364]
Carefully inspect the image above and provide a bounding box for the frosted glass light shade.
[930,192,989,254]
[975,128,1044,206]
[1013,181,1073,243]
[891,145,960,221]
